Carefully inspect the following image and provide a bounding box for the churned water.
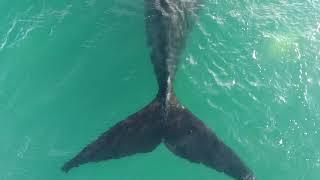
[1,0,320,179]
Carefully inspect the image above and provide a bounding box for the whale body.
[62,0,256,179]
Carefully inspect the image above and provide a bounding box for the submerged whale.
[62,0,256,179]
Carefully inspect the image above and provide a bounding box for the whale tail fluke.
[61,98,163,173]
[62,95,255,179]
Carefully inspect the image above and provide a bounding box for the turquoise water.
[1,0,320,179]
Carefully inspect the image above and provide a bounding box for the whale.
[62,0,256,179]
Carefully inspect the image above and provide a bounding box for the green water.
[1,0,320,179]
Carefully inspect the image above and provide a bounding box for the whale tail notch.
[62,95,255,180]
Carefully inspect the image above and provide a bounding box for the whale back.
[144,0,201,95]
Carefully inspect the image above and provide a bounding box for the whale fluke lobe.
[163,100,255,180]
[62,98,163,173]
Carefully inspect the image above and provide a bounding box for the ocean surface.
[1,0,320,179]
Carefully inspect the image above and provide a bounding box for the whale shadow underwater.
[62,0,256,179]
